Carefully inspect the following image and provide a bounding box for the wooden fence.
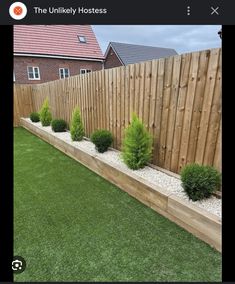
[14,48,221,174]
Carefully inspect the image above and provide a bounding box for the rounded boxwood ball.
[51,119,67,132]
[30,112,40,122]
[180,164,221,201]
[91,129,113,153]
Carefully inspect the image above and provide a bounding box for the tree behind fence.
[14,48,221,174]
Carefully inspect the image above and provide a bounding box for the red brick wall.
[14,56,103,84]
[104,47,123,69]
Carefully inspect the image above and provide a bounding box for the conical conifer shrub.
[70,107,85,141]
[122,113,152,170]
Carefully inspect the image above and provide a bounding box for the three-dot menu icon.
[187,6,191,16]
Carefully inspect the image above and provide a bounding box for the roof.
[106,42,178,65]
[14,25,104,60]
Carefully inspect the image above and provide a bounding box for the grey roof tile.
[109,42,178,65]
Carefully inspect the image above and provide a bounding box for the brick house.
[14,25,104,84]
[104,42,177,69]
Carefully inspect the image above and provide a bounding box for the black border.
[1,24,235,283]
[221,25,235,283]
[0,25,13,282]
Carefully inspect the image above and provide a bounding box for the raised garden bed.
[20,118,222,252]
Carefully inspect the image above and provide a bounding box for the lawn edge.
[20,118,221,252]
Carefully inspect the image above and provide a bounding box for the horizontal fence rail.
[14,48,221,174]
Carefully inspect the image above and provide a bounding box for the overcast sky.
[92,25,221,55]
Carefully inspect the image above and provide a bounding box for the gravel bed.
[26,119,222,218]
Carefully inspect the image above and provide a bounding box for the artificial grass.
[14,127,221,281]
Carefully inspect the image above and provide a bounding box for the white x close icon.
[211,6,219,15]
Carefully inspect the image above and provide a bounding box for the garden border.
[20,118,221,252]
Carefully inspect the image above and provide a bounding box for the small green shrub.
[51,119,67,132]
[30,112,40,122]
[122,113,152,170]
[39,97,52,126]
[91,129,113,153]
[180,164,221,201]
[70,107,85,141]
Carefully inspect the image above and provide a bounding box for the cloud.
[92,25,221,55]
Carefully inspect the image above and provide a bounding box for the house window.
[80,69,91,74]
[78,36,87,43]
[27,66,40,80]
[59,68,70,79]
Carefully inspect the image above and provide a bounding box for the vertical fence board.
[120,66,125,147]
[143,61,152,131]
[149,60,158,162]
[158,56,174,167]
[170,53,191,172]
[195,48,220,165]
[116,67,121,149]
[186,50,210,165]
[134,63,140,117]
[203,49,222,165]
[178,52,200,172]
[105,69,110,132]
[129,64,135,115]
[164,55,181,170]
[213,119,221,172]
[112,68,117,149]
[108,69,113,145]
[125,65,130,128]
[152,58,165,165]
[138,62,145,121]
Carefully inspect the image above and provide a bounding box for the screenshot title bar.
[0,0,234,24]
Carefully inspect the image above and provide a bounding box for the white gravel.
[26,119,222,219]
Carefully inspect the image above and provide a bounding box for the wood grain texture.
[15,48,221,174]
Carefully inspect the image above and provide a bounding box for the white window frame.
[59,68,70,79]
[13,71,15,82]
[78,35,87,43]
[80,69,91,75]
[27,66,40,80]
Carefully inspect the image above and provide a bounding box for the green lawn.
[14,127,221,282]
